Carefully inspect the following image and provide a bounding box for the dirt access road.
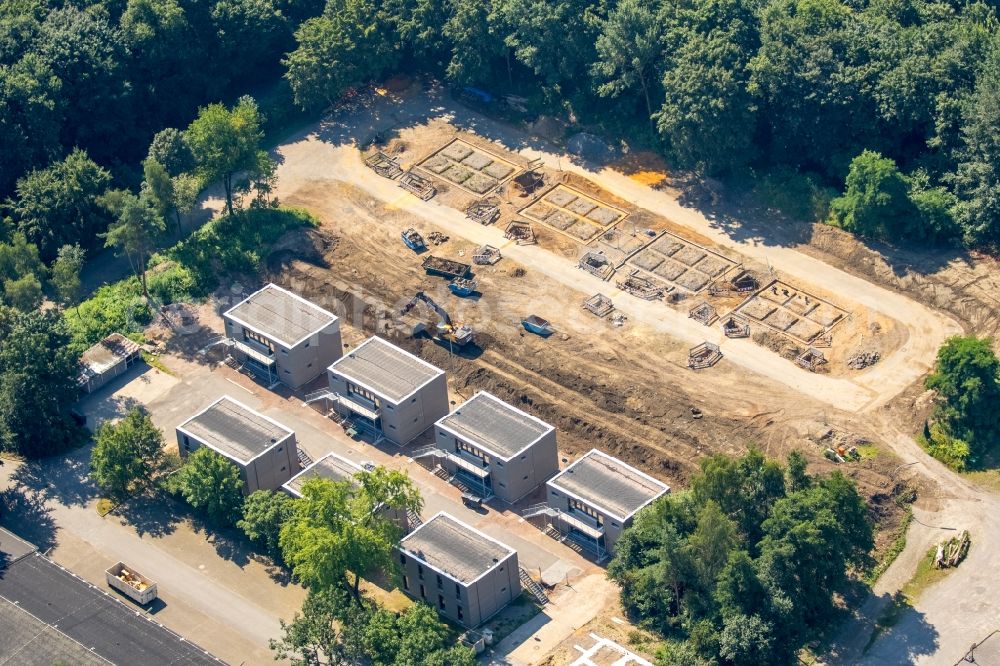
[275,86,960,414]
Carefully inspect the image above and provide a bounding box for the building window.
[418,565,423,579]
[457,606,463,621]
[438,594,445,610]
[403,575,409,590]
[347,382,380,407]
[568,498,604,526]
[455,583,461,598]
[182,435,190,451]
[386,404,394,411]
[436,574,443,588]
[455,440,490,466]
[420,584,425,599]
[280,348,288,355]
[243,329,274,353]
[400,553,406,565]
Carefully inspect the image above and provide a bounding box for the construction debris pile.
[427,231,449,246]
[847,349,881,369]
[114,566,150,592]
[934,531,971,569]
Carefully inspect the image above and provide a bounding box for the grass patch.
[856,444,880,460]
[864,508,912,585]
[964,468,1000,492]
[96,498,116,516]
[141,350,174,376]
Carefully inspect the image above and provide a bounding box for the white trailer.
[105,562,158,605]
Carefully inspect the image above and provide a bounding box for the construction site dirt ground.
[173,80,1000,663]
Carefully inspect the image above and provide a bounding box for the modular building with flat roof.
[428,391,558,502]
[223,283,342,388]
[538,449,669,559]
[282,452,361,497]
[176,395,298,493]
[326,336,448,445]
[398,512,518,627]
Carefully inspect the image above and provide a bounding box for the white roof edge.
[328,336,445,404]
[223,283,339,348]
[400,511,516,585]
[176,395,295,466]
[283,452,362,495]
[547,448,670,521]
[434,391,554,462]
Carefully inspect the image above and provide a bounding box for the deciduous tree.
[90,406,165,498]
[171,447,245,525]
[186,96,265,214]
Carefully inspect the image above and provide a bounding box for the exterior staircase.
[519,566,549,606]
[302,388,334,406]
[406,508,423,531]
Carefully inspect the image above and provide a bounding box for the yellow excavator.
[400,292,474,347]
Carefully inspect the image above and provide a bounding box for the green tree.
[186,96,265,214]
[785,450,811,492]
[655,0,759,174]
[283,0,397,112]
[50,244,86,317]
[749,0,873,174]
[830,150,915,240]
[90,406,165,498]
[143,158,178,235]
[100,189,166,301]
[591,0,663,120]
[924,335,1000,464]
[171,447,245,525]
[0,232,46,310]
[34,6,131,163]
[0,53,63,197]
[269,585,359,665]
[951,49,1000,247]
[238,490,298,561]
[718,613,781,666]
[171,173,201,234]
[280,467,422,602]
[147,127,195,176]
[10,149,113,261]
[0,307,80,457]
[3,274,42,311]
[489,0,599,90]
[441,0,503,85]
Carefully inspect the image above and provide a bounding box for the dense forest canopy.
[1,0,999,254]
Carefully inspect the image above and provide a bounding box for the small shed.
[78,333,143,393]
